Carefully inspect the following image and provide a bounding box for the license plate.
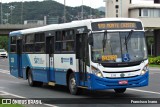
[119,80,128,85]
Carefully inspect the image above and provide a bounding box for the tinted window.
[11,37,16,44]
[25,44,34,52]
[10,36,16,52]
[25,34,34,43]
[35,33,45,42]
[55,30,75,52]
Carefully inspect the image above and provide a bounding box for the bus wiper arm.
[124,30,133,45]
[103,31,107,53]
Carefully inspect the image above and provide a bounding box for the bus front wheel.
[28,69,43,87]
[68,73,79,95]
[114,88,126,93]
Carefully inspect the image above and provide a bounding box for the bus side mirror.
[88,34,93,46]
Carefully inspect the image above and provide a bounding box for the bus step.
[48,82,55,86]
[78,86,87,89]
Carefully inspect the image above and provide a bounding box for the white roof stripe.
[10,18,142,35]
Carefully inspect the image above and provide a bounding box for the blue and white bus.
[9,18,149,95]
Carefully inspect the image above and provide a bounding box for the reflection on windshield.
[91,31,147,63]
[0,49,5,52]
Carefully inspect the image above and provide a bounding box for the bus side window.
[10,36,16,53]
[62,30,74,52]
[55,31,62,52]
[35,33,45,53]
[55,30,75,53]
[24,34,35,53]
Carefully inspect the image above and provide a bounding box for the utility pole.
[81,0,83,19]
[9,5,15,24]
[5,13,10,24]
[64,0,66,23]
[21,0,23,24]
[1,0,3,24]
[90,0,92,18]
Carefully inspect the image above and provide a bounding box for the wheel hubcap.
[28,73,32,84]
[70,78,76,91]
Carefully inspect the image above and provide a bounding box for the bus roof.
[9,18,142,36]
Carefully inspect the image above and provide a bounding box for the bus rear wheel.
[28,69,43,87]
[68,73,79,95]
[114,88,126,93]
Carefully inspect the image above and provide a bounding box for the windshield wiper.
[125,30,133,45]
[124,30,133,53]
[102,31,107,53]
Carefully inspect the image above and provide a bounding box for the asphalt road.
[0,57,160,107]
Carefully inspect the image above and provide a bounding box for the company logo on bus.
[61,57,73,65]
[34,57,44,64]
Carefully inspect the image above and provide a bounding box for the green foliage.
[147,37,154,46]
[0,97,23,107]
[0,104,23,107]
[149,56,160,65]
[0,36,8,51]
[0,1,105,24]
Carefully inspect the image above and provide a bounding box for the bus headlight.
[91,66,103,78]
[141,64,149,75]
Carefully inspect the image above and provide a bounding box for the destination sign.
[102,55,117,61]
[92,21,143,31]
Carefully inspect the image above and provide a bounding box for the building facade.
[104,0,160,56]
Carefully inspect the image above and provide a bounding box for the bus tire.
[68,73,79,95]
[114,88,126,93]
[28,69,43,87]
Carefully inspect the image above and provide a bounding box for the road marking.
[0,71,10,74]
[0,94,8,95]
[128,88,160,95]
[0,91,25,98]
[0,90,58,107]
[43,103,59,107]
[0,69,10,74]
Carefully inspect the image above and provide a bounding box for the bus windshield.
[91,31,147,63]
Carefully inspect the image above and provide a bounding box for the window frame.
[55,29,75,54]
[35,33,45,53]
[141,9,149,17]
[10,36,17,53]
[23,34,35,53]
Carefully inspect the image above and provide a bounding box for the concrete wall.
[0,24,44,35]
[129,9,160,27]
[129,9,139,18]
[105,0,130,17]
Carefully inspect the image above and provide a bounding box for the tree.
[0,36,8,51]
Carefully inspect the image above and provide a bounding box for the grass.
[0,104,23,107]
[149,64,160,68]
[0,97,23,107]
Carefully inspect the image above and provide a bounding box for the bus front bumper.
[88,71,149,90]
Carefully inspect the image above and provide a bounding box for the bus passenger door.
[46,36,55,81]
[76,34,88,86]
[17,39,23,77]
